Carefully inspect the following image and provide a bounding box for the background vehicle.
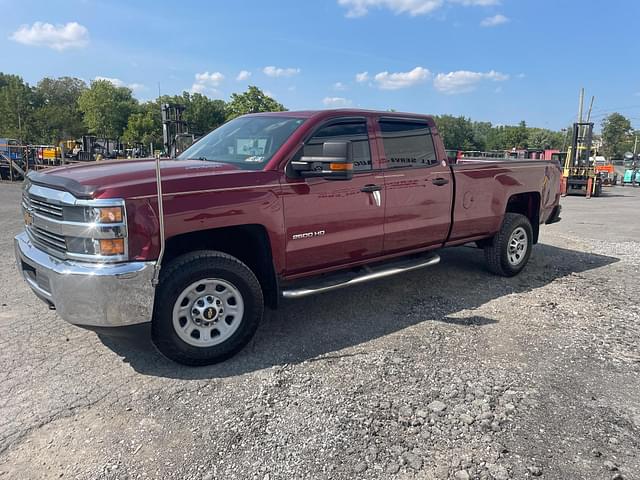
[593,156,618,185]
[622,152,640,186]
[561,122,602,197]
[15,109,562,365]
[34,145,62,166]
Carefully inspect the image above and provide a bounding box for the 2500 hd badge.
[292,230,326,240]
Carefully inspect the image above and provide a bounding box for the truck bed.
[447,159,561,245]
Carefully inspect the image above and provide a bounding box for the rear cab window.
[379,119,438,169]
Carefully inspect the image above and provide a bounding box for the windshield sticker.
[237,138,267,156]
[244,156,265,163]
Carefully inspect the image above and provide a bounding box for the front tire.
[152,251,264,366]
[483,213,533,277]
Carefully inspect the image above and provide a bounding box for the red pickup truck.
[15,110,562,365]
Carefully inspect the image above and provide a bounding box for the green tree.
[225,86,286,120]
[77,80,137,139]
[32,77,87,143]
[493,121,529,150]
[122,106,161,148]
[156,92,227,134]
[183,93,226,134]
[0,73,38,142]
[526,128,564,150]
[123,93,228,149]
[602,113,632,159]
[470,121,493,151]
[434,115,476,150]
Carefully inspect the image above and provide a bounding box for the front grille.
[30,225,67,252]
[23,191,68,257]
[24,194,63,219]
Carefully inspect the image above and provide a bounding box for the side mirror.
[291,141,353,181]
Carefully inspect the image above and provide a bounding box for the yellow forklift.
[561,121,602,198]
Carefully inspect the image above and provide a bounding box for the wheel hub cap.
[172,278,245,348]
[191,294,224,326]
[507,227,528,266]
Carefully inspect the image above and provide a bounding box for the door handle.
[431,177,449,186]
[361,184,382,193]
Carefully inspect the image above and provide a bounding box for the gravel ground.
[0,182,638,480]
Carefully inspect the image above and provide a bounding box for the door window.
[380,120,438,168]
[302,120,372,171]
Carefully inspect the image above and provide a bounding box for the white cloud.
[128,83,145,92]
[333,81,347,91]
[263,66,301,78]
[338,0,499,17]
[339,0,442,17]
[323,97,353,107]
[374,66,430,90]
[450,0,499,5]
[434,70,509,94]
[94,76,145,92]
[480,13,509,27]
[355,72,370,83]
[10,21,89,51]
[191,71,224,94]
[236,70,252,81]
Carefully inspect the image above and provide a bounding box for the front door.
[282,117,385,275]
[377,118,453,253]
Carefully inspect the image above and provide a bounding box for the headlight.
[66,237,126,257]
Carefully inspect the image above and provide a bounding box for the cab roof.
[246,109,435,123]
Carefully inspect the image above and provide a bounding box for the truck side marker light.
[99,238,125,256]
[330,163,353,171]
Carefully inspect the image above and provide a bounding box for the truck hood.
[27,158,259,200]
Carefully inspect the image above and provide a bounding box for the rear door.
[377,118,453,253]
[282,117,385,275]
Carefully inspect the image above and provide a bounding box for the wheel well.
[162,225,279,309]
[506,192,540,243]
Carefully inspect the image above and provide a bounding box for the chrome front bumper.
[14,231,155,327]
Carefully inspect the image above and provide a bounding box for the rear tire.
[483,213,533,277]
[152,251,264,366]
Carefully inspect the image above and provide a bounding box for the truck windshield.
[178,116,305,169]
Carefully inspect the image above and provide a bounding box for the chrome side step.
[281,252,440,299]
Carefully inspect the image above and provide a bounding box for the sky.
[1,0,639,130]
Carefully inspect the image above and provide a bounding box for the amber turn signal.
[98,238,125,256]
[329,163,353,171]
[96,207,123,223]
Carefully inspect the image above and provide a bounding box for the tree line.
[0,72,285,149]
[433,116,567,153]
[0,72,636,157]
